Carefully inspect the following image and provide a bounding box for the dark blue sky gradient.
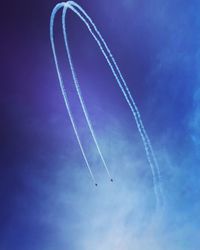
[1,0,200,249]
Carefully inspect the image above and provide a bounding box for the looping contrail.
[50,1,164,208]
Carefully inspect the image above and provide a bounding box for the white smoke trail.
[61,6,112,181]
[63,2,161,206]
[50,3,97,185]
[67,1,164,206]
[50,1,164,207]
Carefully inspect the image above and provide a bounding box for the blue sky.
[1,0,200,249]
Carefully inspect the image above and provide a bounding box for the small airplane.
[95,179,113,186]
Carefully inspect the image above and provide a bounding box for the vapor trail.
[67,1,164,206]
[50,3,97,185]
[63,1,162,206]
[67,1,164,205]
[62,7,112,181]
[50,1,164,207]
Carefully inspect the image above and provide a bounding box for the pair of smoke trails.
[50,1,163,207]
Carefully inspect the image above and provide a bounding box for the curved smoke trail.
[50,3,97,185]
[66,1,164,205]
[50,1,164,207]
[61,6,112,181]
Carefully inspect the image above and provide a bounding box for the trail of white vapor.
[50,3,97,185]
[68,1,164,205]
[67,1,164,206]
[50,1,164,207]
[62,6,112,180]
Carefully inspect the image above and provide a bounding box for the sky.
[1,0,200,249]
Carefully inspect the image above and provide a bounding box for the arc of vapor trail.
[61,6,112,181]
[50,1,164,206]
[66,0,164,207]
[67,1,164,206]
[50,2,97,185]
